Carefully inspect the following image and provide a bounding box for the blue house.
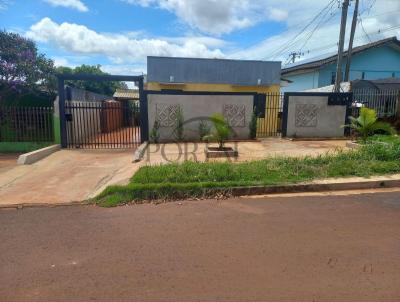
[281,37,400,92]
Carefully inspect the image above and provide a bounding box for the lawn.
[95,137,400,207]
[366,134,400,144]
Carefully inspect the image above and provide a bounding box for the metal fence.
[64,100,140,149]
[353,89,400,118]
[0,106,54,142]
[256,93,284,137]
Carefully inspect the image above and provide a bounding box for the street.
[1,191,400,302]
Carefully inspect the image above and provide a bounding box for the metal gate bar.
[65,101,140,149]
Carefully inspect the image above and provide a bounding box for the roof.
[303,82,351,93]
[113,89,139,99]
[352,78,400,90]
[147,56,281,86]
[282,37,400,75]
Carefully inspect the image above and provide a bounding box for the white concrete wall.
[286,95,346,138]
[148,94,254,142]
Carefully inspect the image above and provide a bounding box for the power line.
[359,18,372,42]
[284,23,400,61]
[298,2,339,52]
[267,0,337,59]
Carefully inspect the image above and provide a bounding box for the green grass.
[94,139,400,207]
[367,134,400,144]
[0,142,53,153]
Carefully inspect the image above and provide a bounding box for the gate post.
[138,78,149,142]
[281,93,289,138]
[57,76,67,148]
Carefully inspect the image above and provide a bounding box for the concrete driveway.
[0,150,138,206]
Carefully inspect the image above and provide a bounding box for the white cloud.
[27,0,400,73]
[0,0,12,10]
[231,0,400,64]
[27,18,224,64]
[268,8,288,22]
[43,0,88,12]
[123,0,267,35]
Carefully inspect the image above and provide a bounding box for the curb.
[133,141,149,162]
[17,144,61,165]
[228,178,400,197]
[2,176,400,209]
[0,200,86,210]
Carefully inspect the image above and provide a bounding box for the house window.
[331,72,344,84]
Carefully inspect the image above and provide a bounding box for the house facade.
[146,56,282,137]
[281,37,400,92]
[146,56,281,94]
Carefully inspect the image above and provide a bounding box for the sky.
[1,0,399,76]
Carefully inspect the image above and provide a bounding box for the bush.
[150,120,160,143]
[249,110,258,139]
[203,113,231,148]
[174,107,184,141]
[198,120,211,141]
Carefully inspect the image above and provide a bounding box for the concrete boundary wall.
[146,91,256,142]
[282,92,352,138]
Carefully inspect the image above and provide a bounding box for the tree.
[56,64,128,96]
[0,30,55,101]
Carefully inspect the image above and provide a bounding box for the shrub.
[249,109,258,139]
[343,107,396,142]
[198,119,211,141]
[150,119,160,143]
[203,113,231,149]
[174,107,184,141]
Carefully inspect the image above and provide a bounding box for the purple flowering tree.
[0,30,55,102]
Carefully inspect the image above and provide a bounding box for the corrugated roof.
[282,37,400,75]
[147,56,281,86]
[113,89,139,99]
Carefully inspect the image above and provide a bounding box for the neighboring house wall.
[283,45,400,92]
[281,71,319,92]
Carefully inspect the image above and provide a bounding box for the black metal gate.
[65,101,140,149]
[57,74,148,149]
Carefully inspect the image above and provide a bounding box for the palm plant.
[203,113,231,149]
[343,107,396,142]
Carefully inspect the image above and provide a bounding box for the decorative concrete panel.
[295,104,318,127]
[156,103,180,127]
[223,104,246,127]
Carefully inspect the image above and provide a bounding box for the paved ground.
[144,138,348,164]
[0,149,138,206]
[1,191,399,302]
[0,153,20,174]
[0,139,348,206]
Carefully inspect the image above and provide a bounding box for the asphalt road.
[1,191,400,302]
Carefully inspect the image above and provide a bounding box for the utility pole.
[334,0,350,92]
[344,0,359,82]
[288,51,303,64]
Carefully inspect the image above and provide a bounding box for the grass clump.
[94,141,400,207]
